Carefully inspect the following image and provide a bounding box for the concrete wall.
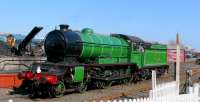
[0,56,46,73]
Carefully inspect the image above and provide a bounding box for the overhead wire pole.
[176,33,180,94]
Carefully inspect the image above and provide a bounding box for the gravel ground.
[0,88,12,96]
[0,60,199,102]
[0,83,147,102]
[0,84,145,102]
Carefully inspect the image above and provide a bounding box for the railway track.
[88,67,200,102]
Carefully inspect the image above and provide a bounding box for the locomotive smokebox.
[44,30,66,62]
[44,27,83,62]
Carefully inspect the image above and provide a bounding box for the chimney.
[60,24,69,31]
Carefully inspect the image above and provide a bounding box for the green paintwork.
[97,58,128,64]
[118,58,128,63]
[131,51,143,68]
[81,28,94,35]
[150,44,167,49]
[131,44,167,68]
[143,49,167,67]
[97,58,118,64]
[74,66,84,82]
[143,44,167,67]
[78,28,167,67]
[79,28,129,59]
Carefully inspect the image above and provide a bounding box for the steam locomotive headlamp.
[36,66,41,73]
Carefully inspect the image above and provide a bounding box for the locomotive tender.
[18,25,168,97]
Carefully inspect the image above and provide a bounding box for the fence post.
[193,83,199,102]
[152,70,156,90]
[152,70,156,102]
[186,70,193,94]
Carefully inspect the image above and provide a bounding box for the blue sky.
[0,0,199,50]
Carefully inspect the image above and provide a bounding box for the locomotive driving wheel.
[76,82,87,93]
[95,80,113,89]
[50,81,66,98]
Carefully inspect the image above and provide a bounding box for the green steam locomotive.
[17,25,168,98]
